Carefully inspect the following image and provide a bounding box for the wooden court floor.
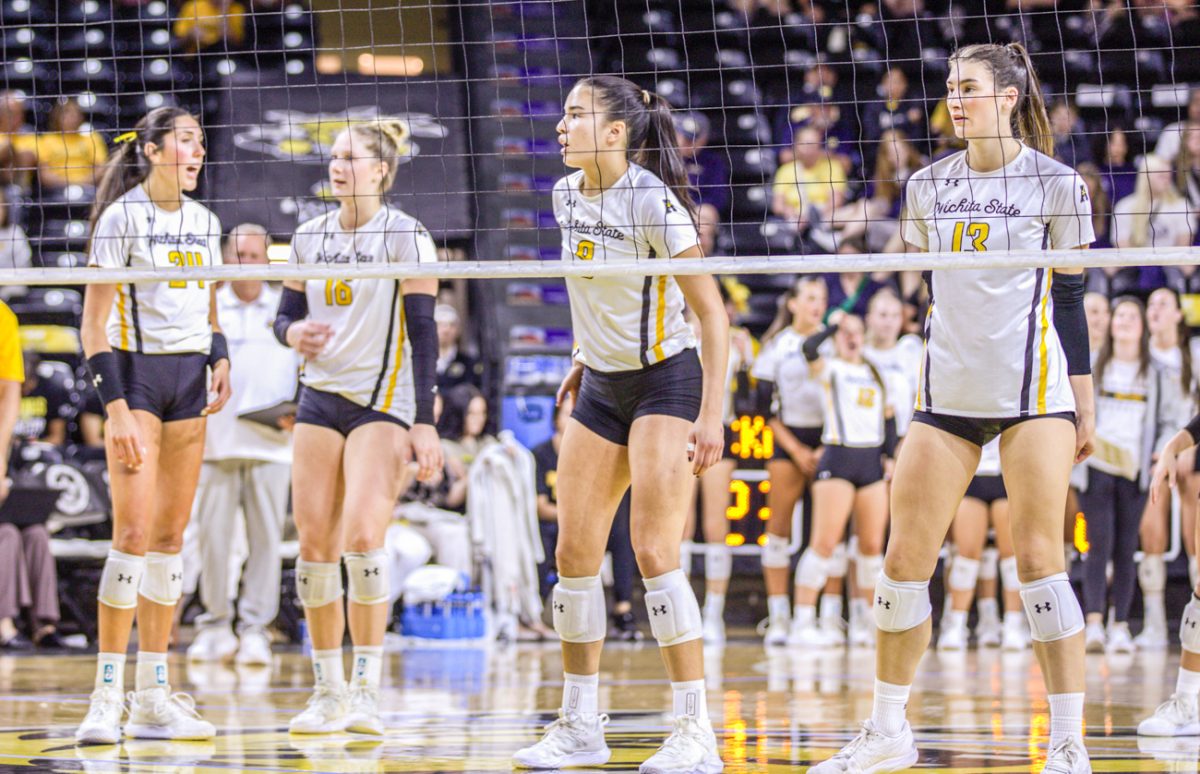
[0,638,1194,772]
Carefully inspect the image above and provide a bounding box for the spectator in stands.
[824,265,896,319]
[0,92,35,191]
[435,304,483,395]
[174,0,248,55]
[697,203,720,258]
[675,112,730,216]
[1049,100,1093,169]
[772,126,848,232]
[776,100,856,170]
[0,301,70,651]
[1076,163,1113,250]
[829,128,924,253]
[1175,124,1200,238]
[853,0,945,81]
[186,224,298,666]
[437,384,495,513]
[1099,128,1138,208]
[15,352,77,446]
[1150,83,1199,166]
[1113,154,1193,251]
[858,69,926,169]
[34,99,107,193]
[926,100,966,161]
[0,188,31,274]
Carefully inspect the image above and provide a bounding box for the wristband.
[208,331,228,367]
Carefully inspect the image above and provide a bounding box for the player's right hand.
[106,402,145,472]
[556,362,584,406]
[286,321,334,359]
[1150,452,1179,505]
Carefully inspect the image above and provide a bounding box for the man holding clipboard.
[186,224,300,666]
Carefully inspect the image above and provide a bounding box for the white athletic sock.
[850,597,870,622]
[94,652,125,692]
[1048,692,1084,748]
[1004,611,1026,627]
[819,594,843,626]
[135,651,169,692]
[562,672,599,718]
[312,648,346,690]
[672,679,710,724]
[792,604,816,628]
[943,609,967,630]
[871,679,910,736]
[350,645,383,690]
[1177,667,1200,698]
[704,592,726,619]
[768,595,790,625]
[1144,592,1167,629]
[977,597,1000,624]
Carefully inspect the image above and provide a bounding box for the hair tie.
[114,131,137,145]
[641,89,651,106]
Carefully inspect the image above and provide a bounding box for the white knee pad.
[644,569,703,647]
[552,575,606,644]
[979,547,999,581]
[1020,573,1085,642]
[794,548,831,590]
[827,543,848,579]
[999,556,1020,594]
[98,549,145,609]
[704,543,732,582]
[761,534,791,569]
[947,556,981,593]
[296,559,344,608]
[873,574,932,632]
[344,549,389,605]
[1138,553,1167,593]
[855,552,884,590]
[1181,596,1200,654]
[139,552,183,606]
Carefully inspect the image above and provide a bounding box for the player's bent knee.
[761,533,791,569]
[947,556,981,592]
[553,575,606,643]
[1020,573,1084,642]
[139,552,183,606]
[1139,554,1167,593]
[856,552,884,590]
[704,543,732,582]
[873,573,932,632]
[296,559,344,608]
[999,556,1021,594]
[344,549,389,605]
[794,548,831,590]
[98,549,145,609]
[644,569,703,647]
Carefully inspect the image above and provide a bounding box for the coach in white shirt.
[187,224,300,666]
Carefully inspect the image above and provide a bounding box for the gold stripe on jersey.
[116,286,130,351]
[822,379,840,445]
[1100,390,1149,402]
[915,304,933,412]
[652,276,668,362]
[381,299,407,413]
[1036,274,1052,414]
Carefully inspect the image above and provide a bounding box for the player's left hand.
[409,423,443,483]
[1073,407,1095,464]
[688,413,723,477]
[203,359,232,416]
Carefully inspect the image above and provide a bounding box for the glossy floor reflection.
[0,638,1194,772]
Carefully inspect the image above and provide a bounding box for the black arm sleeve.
[802,324,838,362]
[755,379,777,420]
[1185,414,1200,446]
[882,417,899,458]
[273,286,308,347]
[1051,271,1090,376]
[403,293,438,426]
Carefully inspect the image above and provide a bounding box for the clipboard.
[238,400,298,430]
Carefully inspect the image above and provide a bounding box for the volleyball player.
[787,312,896,647]
[511,75,727,773]
[749,275,829,647]
[1139,412,1200,736]
[75,107,231,743]
[272,120,442,735]
[938,438,1029,652]
[813,43,1096,773]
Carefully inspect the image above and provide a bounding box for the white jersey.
[89,184,221,354]
[553,164,699,372]
[820,358,888,448]
[1091,359,1149,479]
[903,146,1095,418]
[976,436,1001,477]
[750,327,831,428]
[865,334,923,435]
[289,205,438,423]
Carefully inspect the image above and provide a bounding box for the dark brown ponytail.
[579,75,697,221]
[950,42,1054,156]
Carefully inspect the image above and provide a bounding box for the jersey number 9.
[951,222,989,252]
[324,279,353,306]
[167,250,206,289]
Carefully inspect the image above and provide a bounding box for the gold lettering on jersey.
[950,222,989,252]
[324,279,353,306]
[167,250,207,289]
[856,387,876,408]
[574,240,594,261]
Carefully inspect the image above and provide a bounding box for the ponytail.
[950,42,1053,156]
[89,106,193,239]
[580,75,697,221]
